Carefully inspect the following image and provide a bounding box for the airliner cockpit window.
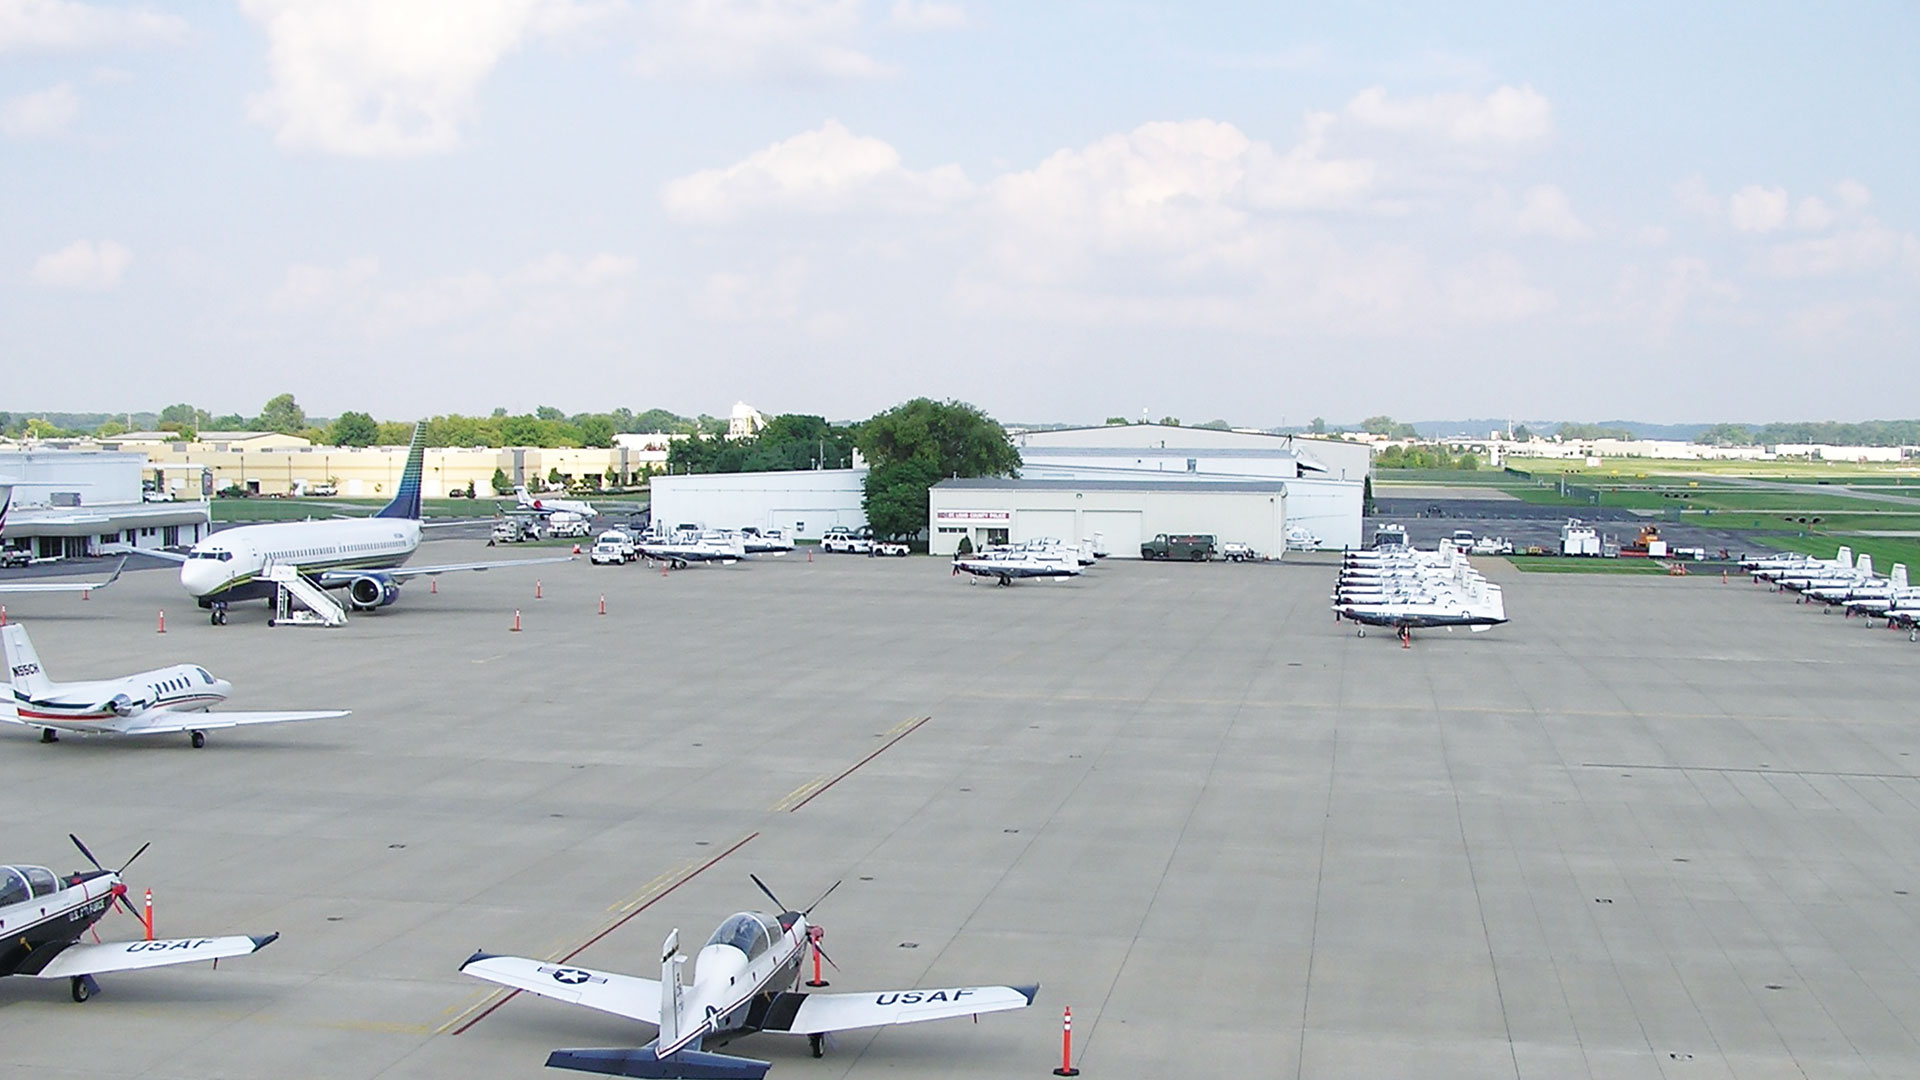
[196,667,214,684]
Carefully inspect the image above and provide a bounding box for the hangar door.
[1013,509,1078,545]
[1081,510,1143,559]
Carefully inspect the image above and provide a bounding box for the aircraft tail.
[374,422,426,519]
[1836,545,1854,569]
[1858,554,1874,578]
[658,930,685,1052]
[2,623,52,696]
[1894,564,1908,591]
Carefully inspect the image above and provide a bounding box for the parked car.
[0,548,31,568]
[872,541,910,557]
[821,527,872,554]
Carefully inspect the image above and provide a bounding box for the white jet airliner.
[139,424,568,624]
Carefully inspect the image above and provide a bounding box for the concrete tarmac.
[3,545,1919,1079]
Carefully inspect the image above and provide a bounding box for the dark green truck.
[1140,533,1216,561]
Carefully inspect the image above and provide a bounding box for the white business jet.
[2,623,347,747]
[462,875,1036,1079]
[138,424,569,624]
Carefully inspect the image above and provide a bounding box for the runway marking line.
[786,715,930,813]
[442,831,759,1036]
[1583,762,1920,780]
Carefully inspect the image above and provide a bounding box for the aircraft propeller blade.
[749,873,787,913]
[118,841,151,874]
[803,880,841,916]
[69,833,106,872]
[813,942,841,971]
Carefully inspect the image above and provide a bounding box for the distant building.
[728,402,768,439]
[0,450,210,559]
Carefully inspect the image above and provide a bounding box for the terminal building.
[0,451,211,559]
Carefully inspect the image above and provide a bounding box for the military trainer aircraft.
[461,876,1036,1079]
[951,546,1082,586]
[1,835,277,1002]
[2,623,348,747]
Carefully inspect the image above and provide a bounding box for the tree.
[547,467,564,487]
[1104,416,1129,425]
[206,413,248,431]
[605,467,619,486]
[159,403,208,428]
[1698,423,1752,446]
[1457,452,1480,471]
[25,418,65,438]
[375,421,414,445]
[1197,419,1231,430]
[1159,416,1181,426]
[535,405,565,421]
[1362,475,1374,514]
[501,415,544,446]
[257,393,307,434]
[577,415,615,448]
[329,410,378,447]
[95,419,127,437]
[491,467,513,495]
[1361,415,1396,435]
[1309,417,1326,434]
[1511,424,1533,441]
[857,398,1019,539]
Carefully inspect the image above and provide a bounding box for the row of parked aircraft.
[1742,546,1920,640]
[1332,535,1509,644]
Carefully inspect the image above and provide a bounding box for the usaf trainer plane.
[951,546,1083,586]
[2,835,277,1002]
[136,424,568,624]
[461,876,1036,1079]
[2,623,348,747]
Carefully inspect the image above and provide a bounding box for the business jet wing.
[759,984,1038,1034]
[461,951,662,1025]
[118,709,351,735]
[29,933,278,978]
[0,556,126,593]
[379,554,576,578]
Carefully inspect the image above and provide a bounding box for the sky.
[3,0,1917,427]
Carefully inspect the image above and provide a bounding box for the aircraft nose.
[181,559,222,596]
[213,678,234,699]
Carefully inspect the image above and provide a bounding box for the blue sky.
[3,0,1915,426]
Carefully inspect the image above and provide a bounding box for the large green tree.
[856,398,1019,539]
[329,410,379,446]
[257,393,307,434]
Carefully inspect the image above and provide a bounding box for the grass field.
[1764,534,1920,575]
[1512,458,1920,480]
[1502,555,1671,574]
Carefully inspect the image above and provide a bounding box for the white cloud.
[31,238,131,289]
[0,0,186,52]
[0,82,77,137]
[1834,179,1871,209]
[633,0,890,81]
[663,119,971,221]
[1672,173,1720,220]
[240,0,609,157]
[888,0,965,31]
[1727,185,1788,233]
[1443,253,1556,323]
[272,256,380,309]
[1343,84,1553,144]
[1792,195,1835,232]
[1473,184,1592,240]
[1757,218,1910,277]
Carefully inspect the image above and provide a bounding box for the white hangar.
[928,477,1290,558]
[648,468,866,540]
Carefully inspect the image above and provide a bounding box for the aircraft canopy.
[705,912,781,959]
[0,865,59,907]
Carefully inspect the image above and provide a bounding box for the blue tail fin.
[375,423,426,519]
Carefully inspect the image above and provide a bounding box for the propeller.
[70,834,148,918]
[749,873,786,912]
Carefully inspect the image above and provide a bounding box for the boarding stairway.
[264,561,348,627]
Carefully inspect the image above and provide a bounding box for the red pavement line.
[788,715,930,813]
[451,830,760,1035]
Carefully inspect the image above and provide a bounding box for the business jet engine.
[347,573,401,610]
[106,692,149,717]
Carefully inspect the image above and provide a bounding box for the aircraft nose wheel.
[70,975,97,1002]
[41,728,58,743]
[190,730,206,749]
[809,1034,824,1058]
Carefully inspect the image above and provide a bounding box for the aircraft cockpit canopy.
[0,865,61,907]
[705,912,781,959]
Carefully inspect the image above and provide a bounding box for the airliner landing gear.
[190,730,206,749]
[210,602,228,626]
[40,728,58,743]
[70,975,97,1002]
[809,1034,824,1058]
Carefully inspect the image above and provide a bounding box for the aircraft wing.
[0,556,126,593]
[461,951,662,1024]
[121,709,351,735]
[373,555,575,579]
[761,984,1038,1035]
[31,933,278,978]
